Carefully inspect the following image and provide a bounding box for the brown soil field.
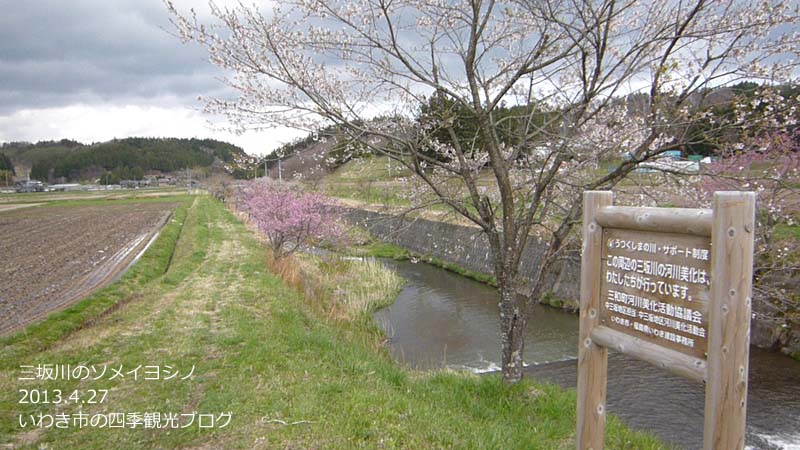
[0,202,177,335]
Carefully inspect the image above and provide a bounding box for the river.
[374,259,800,450]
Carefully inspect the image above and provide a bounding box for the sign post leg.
[704,192,755,450]
[577,191,613,450]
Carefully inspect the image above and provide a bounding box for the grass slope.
[0,197,666,449]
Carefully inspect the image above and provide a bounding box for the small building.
[14,180,45,193]
[90,184,121,190]
[120,179,157,188]
[49,183,86,192]
[637,158,700,173]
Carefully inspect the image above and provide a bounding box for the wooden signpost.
[577,191,755,450]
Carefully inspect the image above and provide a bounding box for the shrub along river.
[374,258,800,450]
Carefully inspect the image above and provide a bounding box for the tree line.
[290,81,799,175]
[2,137,246,183]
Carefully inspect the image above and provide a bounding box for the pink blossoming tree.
[238,179,344,259]
[701,131,800,331]
[702,132,800,229]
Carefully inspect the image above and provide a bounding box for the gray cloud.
[0,0,229,113]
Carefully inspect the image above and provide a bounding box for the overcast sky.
[0,0,301,156]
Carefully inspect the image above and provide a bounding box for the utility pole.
[278,158,283,182]
[264,157,267,179]
[186,167,191,194]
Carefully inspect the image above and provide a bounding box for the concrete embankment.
[344,208,581,308]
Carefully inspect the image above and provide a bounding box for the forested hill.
[0,137,250,182]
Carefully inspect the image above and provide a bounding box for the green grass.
[321,155,413,206]
[325,182,411,206]
[773,223,800,241]
[0,187,187,204]
[423,255,498,286]
[0,197,667,449]
[351,240,499,286]
[37,193,192,209]
[541,292,579,311]
[326,155,409,183]
[349,241,410,260]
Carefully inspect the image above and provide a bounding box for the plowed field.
[0,202,177,335]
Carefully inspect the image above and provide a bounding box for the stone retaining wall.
[344,208,581,308]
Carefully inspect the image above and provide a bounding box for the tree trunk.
[500,285,525,383]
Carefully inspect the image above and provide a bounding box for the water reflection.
[527,350,800,450]
[374,259,579,372]
[375,258,800,449]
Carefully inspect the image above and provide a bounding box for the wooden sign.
[576,191,755,450]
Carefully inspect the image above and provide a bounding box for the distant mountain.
[0,137,254,182]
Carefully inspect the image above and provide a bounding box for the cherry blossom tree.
[238,179,344,259]
[700,131,800,335]
[168,0,799,382]
[607,128,800,351]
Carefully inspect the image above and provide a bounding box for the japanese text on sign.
[600,229,711,358]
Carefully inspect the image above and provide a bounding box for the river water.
[374,259,800,450]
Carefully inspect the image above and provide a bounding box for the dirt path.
[0,203,41,213]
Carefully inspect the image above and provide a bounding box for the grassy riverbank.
[350,240,500,287]
[0,197,666,449]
